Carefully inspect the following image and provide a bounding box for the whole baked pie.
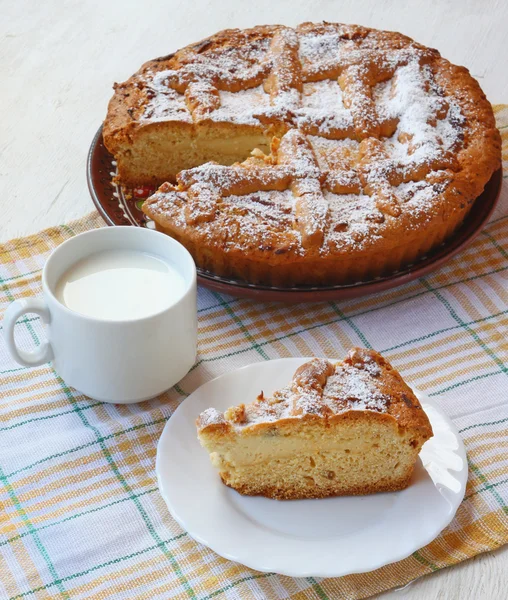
[104,22,501,286]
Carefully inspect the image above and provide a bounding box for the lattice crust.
[151,107,462,252]
[122,23,442,138]
[197,348,433,437]
[106,22,501,286]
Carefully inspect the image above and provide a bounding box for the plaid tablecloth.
[0,106,507,600]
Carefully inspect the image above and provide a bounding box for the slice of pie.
[196,348,433,499]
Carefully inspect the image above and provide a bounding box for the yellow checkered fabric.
[0,106,507,600]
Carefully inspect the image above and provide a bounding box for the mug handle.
[3,298,54,367]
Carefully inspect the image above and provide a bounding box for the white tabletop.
[2,1,507,598]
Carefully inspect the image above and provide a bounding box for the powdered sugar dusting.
[379,61,463,168]
[297,80,354,135]
[299,30,341,76]
[323,192,383,250]
[324,367,389,412]
[199,407,225,427]
[225,190,297,242]
[198,353,393,431]
[209,86,269,125]
[227,189,294,218]
[309,136,359,169]
[141,71,192,123]
[260,87,301,122]
[302,80,344,110]
[396,180,435,204]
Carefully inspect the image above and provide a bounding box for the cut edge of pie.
[196,348,433,500]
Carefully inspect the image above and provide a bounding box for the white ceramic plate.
[156,358,467,578]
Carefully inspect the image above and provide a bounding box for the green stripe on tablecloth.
[211,291,270,360]
[0,284,70,597]
[383,310,508,352]
[0,316,40,331]
[465,477,508,501]
[0,402,103,432]
[412,551,439,572]
[0,269,42,283]
[173,383,188,397]
[60,225,74,237]
[0,466,70,599]
[467,458,508,513]
[7,532,188,600]
[1,276,16,302]
[482,230,508,259]
[420,279,507,376]
[0,366,31,375]
[306,577,330,600]
[54,372,197,599]
[0,488,160,548]
[329,302,372,348]
[429,370,504,396]
[201,574,273,600]
[6,417,170,477]
[460,416,508,433]
[486,214,508,225]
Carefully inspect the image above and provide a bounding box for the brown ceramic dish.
[87,126,501,302]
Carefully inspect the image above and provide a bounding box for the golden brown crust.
[105,22,501,287]
[147,211,464,286]
[221,469,414,500]
[197,348,433,440]
[103,24,279,177]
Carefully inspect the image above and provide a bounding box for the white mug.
[3,227,197,403]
